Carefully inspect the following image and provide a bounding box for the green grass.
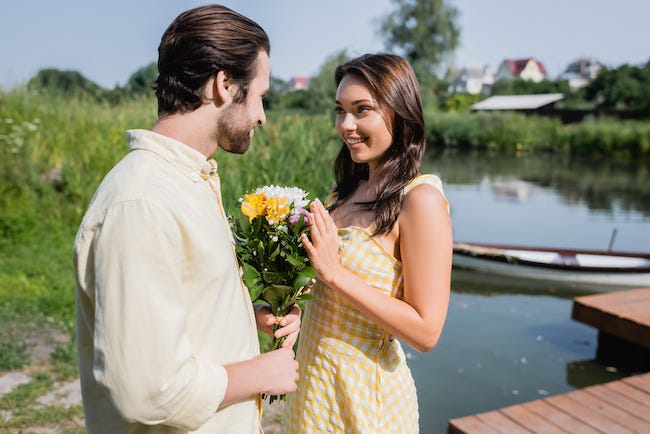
[0,370,84,431]
[0,341,30,370]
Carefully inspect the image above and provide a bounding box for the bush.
[426,111,650,159]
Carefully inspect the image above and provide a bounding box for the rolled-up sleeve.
[91,199,226,430]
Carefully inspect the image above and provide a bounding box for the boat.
[452,242,650,291]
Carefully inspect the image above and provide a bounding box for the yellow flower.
[241,192,266,222]
[264,196,290,225]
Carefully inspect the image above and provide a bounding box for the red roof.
[504,58,547,77]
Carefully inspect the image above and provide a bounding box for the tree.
[27,68,102,96]
[304,50,350,112]
[380,0,460,83]
[585,63,650,115]
[125,62,158,96]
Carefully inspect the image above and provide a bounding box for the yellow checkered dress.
[282,175,446,434]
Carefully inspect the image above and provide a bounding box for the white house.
[287,77,311,91]
[449,65,495,94]
[559,57,603,90]
[495,58,547,83]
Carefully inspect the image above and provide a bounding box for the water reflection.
[566,359,626,388]
[424,149,650,218]
[422,150,650,254]
[451,268,594,299]
[411,149,649,433]
[410,290,599,434]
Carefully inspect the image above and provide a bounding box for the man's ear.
[212,70,233,106]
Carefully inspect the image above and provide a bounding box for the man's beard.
[219,102,254,155]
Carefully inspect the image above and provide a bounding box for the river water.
[411,149,650,433]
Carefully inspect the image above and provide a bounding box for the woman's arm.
[302,189,452,352]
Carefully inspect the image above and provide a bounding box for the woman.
[282,53,452,433]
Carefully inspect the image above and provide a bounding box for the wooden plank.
[545,393,636,434]
[475,410,532,434]
[567,388,650,433]
[622,373,650,392]
[592,383,650,423]
[521,400,600,434]
[572,288,650,348]
[447,373,650,434]
[499,404,567,433]
[448,414,499,434]
[605,380,650,408]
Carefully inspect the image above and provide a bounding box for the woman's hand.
[301,198,342,286]
[255,304,301,349]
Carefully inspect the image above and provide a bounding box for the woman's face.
[335,74,393,171]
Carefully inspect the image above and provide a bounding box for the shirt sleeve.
[91,199,226,430]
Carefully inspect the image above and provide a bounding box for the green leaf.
[285,252,304,267]
[242,264,263,301]
[296,293,315,302]
[262,270,286,285]
[261,284,295,314]
[293,266,316,289]
[268,242,281,261]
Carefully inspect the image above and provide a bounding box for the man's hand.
[254,348,299,396]
[254,304,301,349]
[221,347,299,408]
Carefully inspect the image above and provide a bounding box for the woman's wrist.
[321,265,344,291]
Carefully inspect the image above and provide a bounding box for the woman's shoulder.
[402,174,449,213]
[403,174,443,194]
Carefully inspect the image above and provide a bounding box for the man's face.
[218,50,270,154]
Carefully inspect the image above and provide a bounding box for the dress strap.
[323,191,339,208]
[403,174,449,212]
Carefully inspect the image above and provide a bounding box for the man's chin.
[222,141,251,155]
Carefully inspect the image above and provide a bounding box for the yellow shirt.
[74,129,261,433]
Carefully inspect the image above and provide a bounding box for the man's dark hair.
[154,4,270,115]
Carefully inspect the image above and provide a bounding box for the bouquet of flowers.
[231,185,315,402]
[231,185,315,399]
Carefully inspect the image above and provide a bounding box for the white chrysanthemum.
[255,185,309,211]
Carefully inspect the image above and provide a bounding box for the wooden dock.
[572,287,650,349]
[448,372,650,433]
[449,288,650,433]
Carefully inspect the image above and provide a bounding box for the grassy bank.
[0,90,342,372]
[1,89,649,366]
[426,111,650,159]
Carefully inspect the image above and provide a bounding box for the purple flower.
[289,208,311,225]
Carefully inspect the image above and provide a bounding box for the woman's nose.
[340,113,356,130]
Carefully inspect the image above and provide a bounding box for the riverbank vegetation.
[1,88,649,343]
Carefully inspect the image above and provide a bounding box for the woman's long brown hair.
[330,53,426,236]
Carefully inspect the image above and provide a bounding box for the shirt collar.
[126,129,218,183]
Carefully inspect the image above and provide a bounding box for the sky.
[2,0,649,90]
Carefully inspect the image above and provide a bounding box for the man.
[73,5,299,433]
